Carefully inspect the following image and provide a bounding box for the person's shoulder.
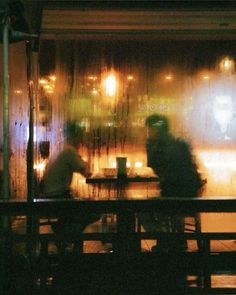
[58,145,78,160]
[174,136,191,148]
[63,144,77,153]
[171,136,193,156]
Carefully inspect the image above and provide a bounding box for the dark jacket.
[147,133,203,198]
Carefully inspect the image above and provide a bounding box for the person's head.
[64,121,84,147]
[145,114,169,139]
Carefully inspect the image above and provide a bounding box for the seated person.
[140,114,204,252]
[41,121,101,251]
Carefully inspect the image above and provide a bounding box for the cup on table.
[116,157,127,177]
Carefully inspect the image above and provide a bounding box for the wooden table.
[86,176,159,199]
[86,176,159,184]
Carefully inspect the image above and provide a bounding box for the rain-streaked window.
[35,39,236,197]
[1,39,236,199]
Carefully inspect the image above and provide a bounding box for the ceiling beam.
[41,8,236,40]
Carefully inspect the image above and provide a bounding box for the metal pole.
[27,44,34,203]
[2,15,9,201]
[26,44,37,260]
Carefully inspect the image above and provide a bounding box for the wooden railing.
[1,197,236,294]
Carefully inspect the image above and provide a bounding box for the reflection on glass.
[213,95,233,139]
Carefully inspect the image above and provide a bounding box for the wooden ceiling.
[40,3,236,40]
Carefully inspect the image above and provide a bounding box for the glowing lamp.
[39,79,47,85]
[49,75,56,81]
[165,75,172,80]
[219,57,235,73]
[126,161,131,168]
[135,161,143,168]
[104,73,117,97]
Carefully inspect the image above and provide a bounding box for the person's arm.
[68,148,90,177]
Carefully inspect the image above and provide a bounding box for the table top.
[86,176,159,184]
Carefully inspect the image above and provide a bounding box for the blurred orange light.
[39,79,47,84]
[127,75,134,81]
[14,89,23,94]
[49,75,56,81]
[105,73,117,96]
[219,56,235,73]
[165,75,172,80]
[92,88,98,95]
[135,161,143,168]
[88,76,97,81]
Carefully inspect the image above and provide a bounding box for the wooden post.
[2,13,9,202]
[1,13,10,295]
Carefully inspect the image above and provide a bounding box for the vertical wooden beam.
[2,15,9,202]
[1,12,10,295]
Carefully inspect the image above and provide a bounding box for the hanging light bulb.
[219,56,235,73]
[104,73,117,97]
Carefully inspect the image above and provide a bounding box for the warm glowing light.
[39,79,47,85]
[46,90,54,94]
[34,162,46,172]
[92,88,98,95]
[104,74,117,96]
[88,76,97,81]
[223,58,230,69]
[203,76,209,80]
[219,57,235,73]
[34,161,46,178]
[165,75,172,80]
[135,161,143,168]
[104,122,113,127]
[198,150,236,183]
[127,75,134,81]
[77,178,86,184]
[14,89,23,94]
[39,76,56,94]
[49,75,56,81]
[203,161,236,168]
[110,160,133,169]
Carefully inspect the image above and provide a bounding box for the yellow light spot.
[46,89,54,94]
[92,88,98,95]
[44,85,52,90]
[49,75,56,81]
[135,161,143,168]
[14,89,22,94]
[39,79,47,85]
[105,74,117,96]
[219,56,235,73]
[203,76,209,80]
[165,75,172,80]
[88,76,97,81]
[34,161,46,178]
[127,75,134,81]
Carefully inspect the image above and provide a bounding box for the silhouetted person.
[141,114,203,252]
[42,121,100,251]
